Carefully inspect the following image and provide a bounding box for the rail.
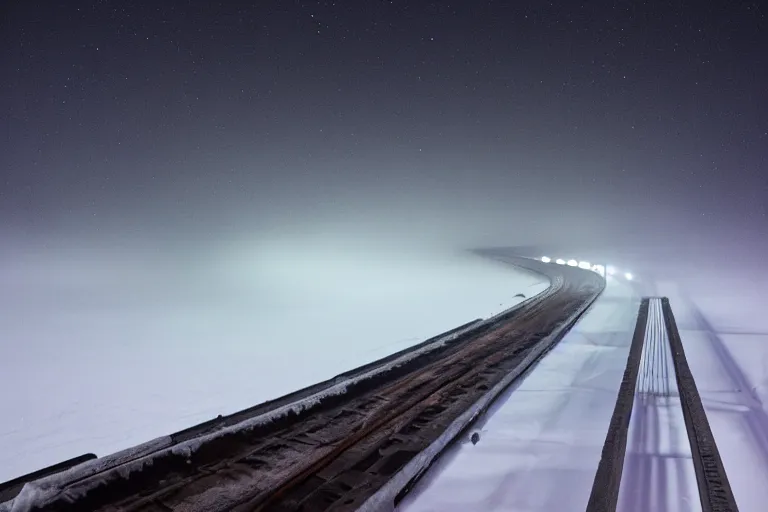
[586,297,739,512]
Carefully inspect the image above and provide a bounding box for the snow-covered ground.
[0,236,548,483]
[649,276,768,512]
[397,248,768,512]
[5,231,765,511]
[399,274,641,512]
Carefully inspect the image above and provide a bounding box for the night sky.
[2,1,767,251]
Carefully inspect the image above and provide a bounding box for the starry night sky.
[2,1,767,251]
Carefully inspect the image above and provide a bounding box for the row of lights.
[540,256,633,281]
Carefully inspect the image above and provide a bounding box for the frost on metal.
[1,436,171,512]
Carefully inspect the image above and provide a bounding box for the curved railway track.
[3,256,604,512]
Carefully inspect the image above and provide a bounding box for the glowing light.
[567,259,578,267]
[541,256,552,263]
[555,258,566,265]
[578,261,591,269]
[592,264,605,276]
[606,266,616,275]
[625,272,634,281]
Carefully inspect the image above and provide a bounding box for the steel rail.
[586,298,739,512]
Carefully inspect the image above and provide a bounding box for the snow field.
[0,239,548,482]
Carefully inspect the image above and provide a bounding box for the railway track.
[586,297,739,512]
[2,257,603,512]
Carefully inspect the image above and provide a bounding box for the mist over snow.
[0,220,553,482]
